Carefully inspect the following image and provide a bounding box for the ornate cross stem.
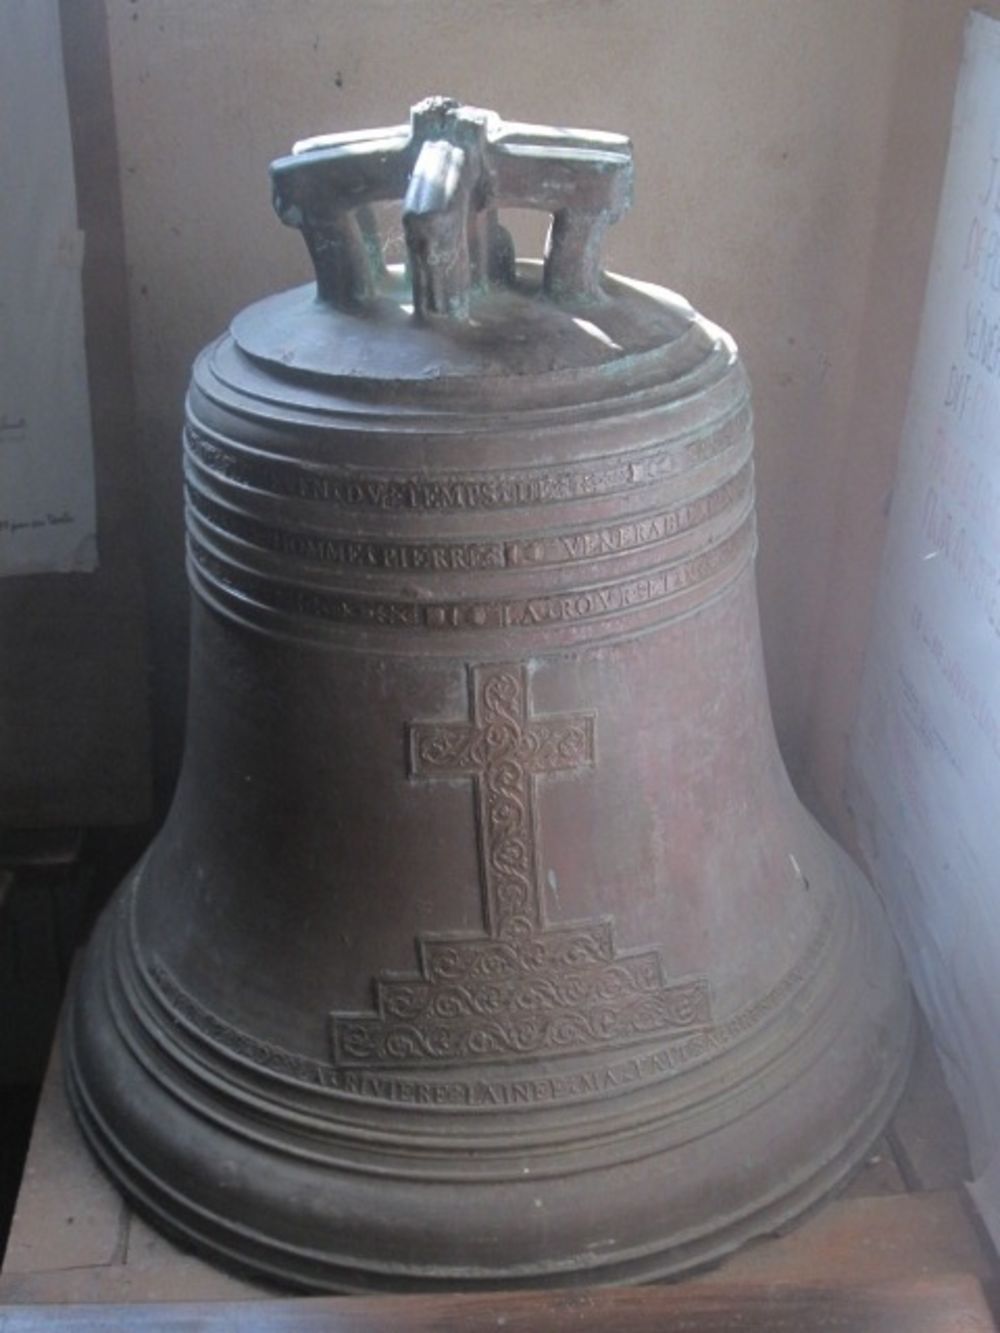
[408,664,594,939]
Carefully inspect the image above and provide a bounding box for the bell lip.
[65,1027,913,1294]
[96,862,855,1158]
[64,850,914,1292]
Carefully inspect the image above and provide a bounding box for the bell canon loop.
[67,99,913,1291]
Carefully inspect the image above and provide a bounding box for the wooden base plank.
[0,1276,995,1332]
[692,1190,996,1288]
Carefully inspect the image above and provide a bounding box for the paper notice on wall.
[0,0,97,576]
[850,10,1000,1231]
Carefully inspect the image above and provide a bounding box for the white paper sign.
[851,9,1000,1239]
[0,0,97,575]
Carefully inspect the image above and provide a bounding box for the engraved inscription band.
[188,515,756,638]
[186,465,753,577]
[184,400,750,514]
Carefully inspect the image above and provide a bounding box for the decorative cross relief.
[411,663,595,939]
[330,664,711,1068]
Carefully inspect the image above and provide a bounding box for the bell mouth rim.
[66,1052,913,1294]
[64,877,913,1291]
[69,835,911,1171]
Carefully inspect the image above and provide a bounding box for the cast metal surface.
[66,99,913,1292]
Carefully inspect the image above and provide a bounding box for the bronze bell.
[67,98,913,1291]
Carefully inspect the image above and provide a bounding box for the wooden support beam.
[0,1276,995,1332]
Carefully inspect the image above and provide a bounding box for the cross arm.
[408,722,480,778]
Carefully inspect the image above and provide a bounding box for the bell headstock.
[270,96,633,320]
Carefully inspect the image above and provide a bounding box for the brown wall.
[100,0,970,832]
